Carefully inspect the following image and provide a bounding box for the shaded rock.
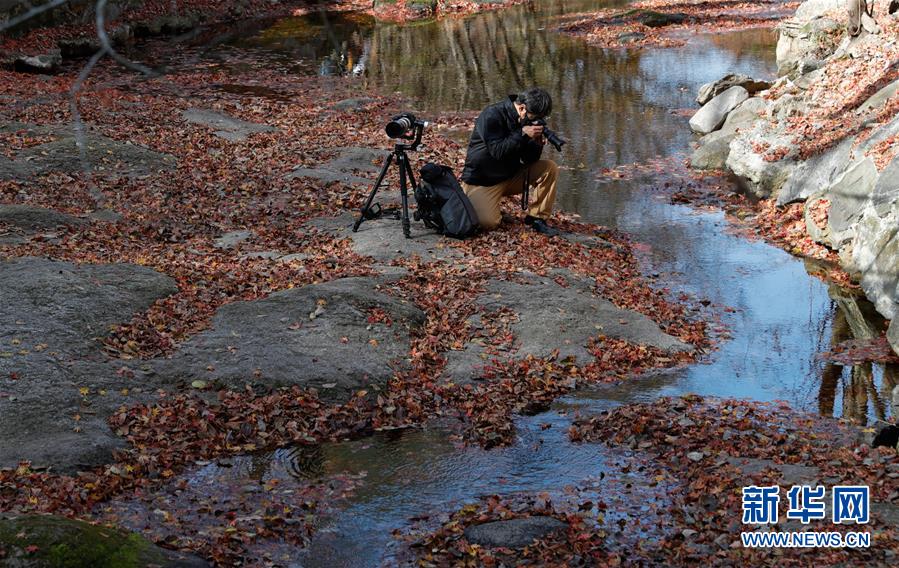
[623,9,687,28]
[0,131,176,181]
[828,284,880,341]
[307,211,462,263]
[872,156,899,205]
[691,129,735,171]
[182,108,277,141]
[463,516,567,548]
[0,258,178,471]
[696,74,770,106]
[858,79,899,115]
[154,277,426,401]
[689,86,748,135]
[0,514,208,567]
[58,25,132,58]
[777,133,856,205]
[823,157,879,248]
[133,13,200,36]
[849,200,899,321]
[0,204,86,231]
[14,50,61,74]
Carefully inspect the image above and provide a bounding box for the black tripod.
[352,122,424,239]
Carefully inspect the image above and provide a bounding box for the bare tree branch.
[96,0,158,76]
[69,45,109,206]
[0,0,70,33]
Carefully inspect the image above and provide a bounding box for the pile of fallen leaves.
[554,0,797,50]
[568,395,899,566]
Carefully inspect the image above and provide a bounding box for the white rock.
[689,86,749,135]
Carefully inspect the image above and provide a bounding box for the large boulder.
[689,86,748,135]
[0,515,207,567]
[777,134,857,205]
[690,129,735,171]
[154,277,426,400]
[776,18,843,77]
[463,516,567,548]
[696,74,771,106]
[823,157,879,248]
[726,121,797,198]
[848,199,899,322]
[0,258,178,471]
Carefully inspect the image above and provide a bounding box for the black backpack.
[414,163,480,239]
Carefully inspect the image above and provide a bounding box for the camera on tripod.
[353,113,430,238]
[523,117,566,152]
[385,113,429,139]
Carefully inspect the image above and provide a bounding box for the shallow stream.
[134,2,896,564]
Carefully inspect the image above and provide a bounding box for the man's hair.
[517,87,552,118]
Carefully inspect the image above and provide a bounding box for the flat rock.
[696,74,770,106]
[288,146,384,185]
[443,272,690,380]
[0,514,208,567]
[182,108,277,141]
[0,131,176,181]
[153,277,426,401]
[0,204,86,231]
[689,86,749,135]
[0,257,178,471]
[307,211,462,263]
[463,516,567,548]
[213,229,253,249]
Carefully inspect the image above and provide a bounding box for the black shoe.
[525,216,560,237]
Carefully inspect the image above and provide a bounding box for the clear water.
[116,2,897,565]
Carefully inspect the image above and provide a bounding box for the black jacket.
[461,95,544,186]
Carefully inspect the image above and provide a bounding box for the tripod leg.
[398,152,411,239]
[353,152,394,232]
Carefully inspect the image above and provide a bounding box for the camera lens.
[386,116,413,138]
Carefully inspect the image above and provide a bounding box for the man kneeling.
[461,87,560,236]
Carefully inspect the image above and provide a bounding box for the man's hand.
[522,124,544,139]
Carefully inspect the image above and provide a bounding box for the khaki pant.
[461,159,558,230]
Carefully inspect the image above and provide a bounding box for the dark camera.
[524,118,566,152]
[386,113,429,139]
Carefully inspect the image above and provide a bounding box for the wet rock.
[696,74,770,106]
[624,9,687,28]
[463,516,567,548]
[689,86,748,135]
[0,258,178,471]
[13,50,62,74]
[307,211,461,263]
[0,514,208,567]
[777,134,856,205]
[58,26,132,58]
[183,108,277,141]
[153,277,426,401]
